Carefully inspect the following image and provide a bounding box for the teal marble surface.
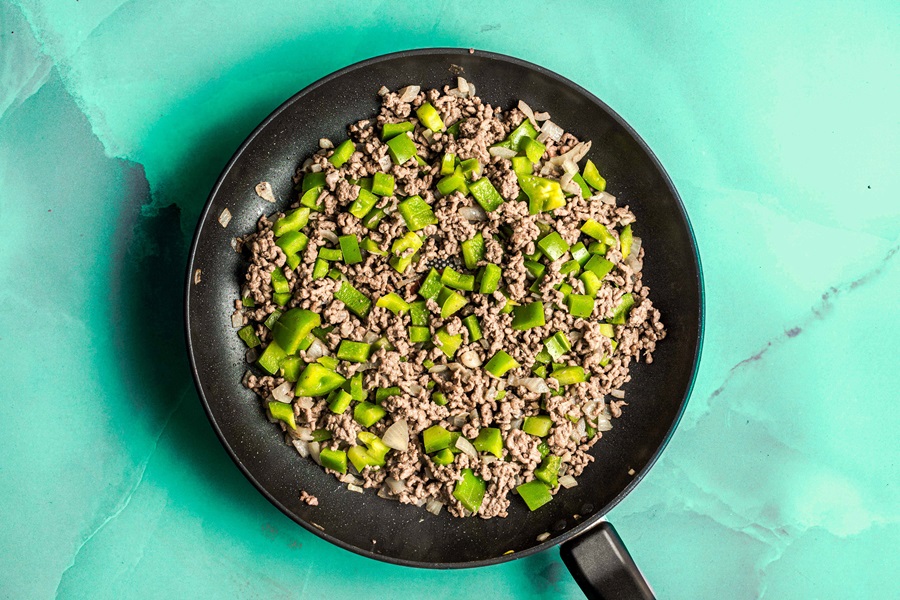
[0,1,897,598]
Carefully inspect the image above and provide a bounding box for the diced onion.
[458,350,482,368]
[467,84,476,98]
[455,436,478,458]
[489,147,518,159]
[611,389,625,399]
[296,396,314,409]
[292,439,310,458]
[624,254,643,273]
[457,77,469,95]
[533,111,551,122]
[255,181,277,203]
[377,86,390,96]
[398,276,419,287]
[194,269,202,284]
[510,418,523,430]
[232,312,244,328]
[429,364,448,374]
[597,191,616,206]
[306,338,329,361]
[319,229,340,244]
[297,427,313,441]
[422,129,434,142]
[458,205,488,222]
[363,332,380,343]
[308,441,321,465]
[398,85,420,102]
[540,120,564,142]
[508,377,551,394]
[218,208,232,228]
[413,497,427,507]
[402,382,424,396]
[482,455,497,465]
[517,100,538,129]
[348,483,364,493]
[309,163,322,173]
[536,532,551,542]
[377,154,393,171]
[385,477,407,494]
[355,361,375,371]
[536,132,550,144]
[271,381,293,403]
[630,237,643,257]
[562,159,579,175]
[550,141,592,166]
[319,138,334,149]
[559,475,578,489]
[425,498,444,515]
[560,172,581,196]
[451,414,467,428]
[382,419,410,451]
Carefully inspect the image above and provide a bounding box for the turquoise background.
[1,1,897,598]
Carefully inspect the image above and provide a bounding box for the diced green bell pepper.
[608,293,635,325]
[353,401,386,427]
[280,356,304,382]
[374,293,409,315]
[409,300,429,326]
[441,267,475,291]
[566,294,595,318]
[524,259,545,280]
[391,231,423,256]
[294,363,346,397]
[238,325,261,348]
[517,480,552,511]
[310,428,332,442]
[543,332,571,360]
[432,448,455,465]
[270,268,290,294]
[459,158,481,179]
[431,391,448,406]
[473,427,503,458]
[268,401,296,430]
[580,272,601,297]
[328,139,355,167]
[572,173,592,198]
[339,235,362,265]
[349,188,379,219]
[319,447,347,473]
[551,365,587,386]
[416,102,445,132]
[518,175,566,214]
[584,255,614,281]
[348,445,380,471]
[302,171,326,193]
[469,176,504,212]
[559,260,581,277]
[462,315,482,342]
[360,237,386,256]
[272,292,291,306]
[620,224,634,259]
[336,340,372,363]
[434,327,463,358]
[571,242,590,265]
[276,231,309,256]
[511,302,545,330]
[418,268,443,300]
[437,172,467,196]
[346,372,367,401]
[263,309,282,330]
[461,233,485,270]
[423,425,452,453]
[437,287,468,318]
[381,120,415,140]
[317,355,339,371]
[375,386,400,403]
[522,137,546,163]
[273,207,311,237]
[398,195,438,231]
[371,172,396,196]
[534,454,561,488]
[312,258,329,279]
[386,133,418,165]
[272,308,321,354]
[361,207,386,230]
[599,323,615,338]
[318,247,342,262]
[511,155,533,175]
[523,415,553,437]
[479,264,502,294]
[580,219,616,246]
[582,159,606,192]
[358,431,391,463]
[440,153,457,176]
[537,231,570,261]
[334,282,371,318]
[299,186,324,211]
[484,350,520,378]
[453,469,486,513]
[409,326,431,343]
[328,389,353,414]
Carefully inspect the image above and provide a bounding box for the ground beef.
[235,83,666,518]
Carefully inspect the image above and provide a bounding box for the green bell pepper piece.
[348,188,379,220]
[386,133,418,165]
[375,386,401,403]
[551,365,587,386]
[582,159,606,192]
[620,224,634,259]
[462,315,482,342]
[272,308,321,355]
[423,425,453,453]
[398,195,438,231]
[418,268,443,300]
[408,300,429,326]
[484,350,520,378]
[524,259,545,280]
[598,323,615,338]
[511,155,533,175]
[360,237,386,256]
[441,267,475,291]
[511,302,545,330]
[318,247,342,262]
[358,431,391,463]
[468,176,504,212]
[499,119,538,150]
[348,445,379,471]
[431,391,448,406]
[317,355,339,371]
[566,294,594,318]
[280,356,304,382]
[381,121,415,140]
[440,152,457,175]
[344,372,366,401]
[559,260,581,277]
[608,293,635,325]
[361,207,386,230]
[299,186,324,211]
[371,172,396,196]
[584,255,614,280]
[263,309,282,330]
[353,401,386,427]
[241,295,256,308]
[572,173,592,198]
[273,207,311,237]
[270,268,290,294]
[409,326,431,343]
[338,235,362,265]
[319,447,347,474]
[376,292,410,315]
[416,102,445,132]
[537,231,570,261]
[336,340,372,363]
[391,231,423,256]
[461,233,485,270]
[334,282,371,318]
[328,139,355,167]
[571,242,590,265]
[294,363,346,397]
[431,448,455,465]
[473,427,503,458]
[580,219,616,246]
[272,292,291,306]
[328,389,353,414]
[518,175,565,214]
[437,286,468,318]
[309,428,332,442]
[267,401,296,430]
[523,415,553,437]
[479,264,502,294]
[543,332,571,360]
[434,327,463,358]
[459,157,481,179]
[238,325,261,348]
[276,231,309,256]
[534,454,561,488]
[453,469,486,513]
[580,272,601,297]
[517,480,552,511]
[522,137,546,163]
[302,171,326,193]
[312,258,329,280]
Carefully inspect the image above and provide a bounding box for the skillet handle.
[560,521,655,600]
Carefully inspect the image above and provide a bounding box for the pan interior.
[186,49,702,567]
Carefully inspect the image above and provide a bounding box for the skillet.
[185,48,703,599]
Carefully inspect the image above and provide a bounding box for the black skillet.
[185,48,703,599]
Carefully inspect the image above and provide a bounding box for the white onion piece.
[297,427,313,441]
[630,237,642,257]
[355,361,375,372]
[402,382,424,396]
[255,181,277,203]
[425,498,444,515]
[451,414,468,428]
[510,418,523,430]
[482,455,497,465]
[457,76,469,95]
[398,85,420,102]
[576,418,587,439]
[467,84,476,98]
[458,205,488,222]
[421,129,434,142]
[428,364,448,374]
[385,477,407,494]
[218,208,232,228]
[611,389,626,399]
[301,157,314,170]
[363,332,380,344]
[382,419,409,451]
[319,229,339,244]
[597,191,617,206]
[508,377,551,394]
[534,111,551,122]
[398,275,419,287]
[377,486,395,499]
[308,441,321,465]
[319,138,334,149]
[559,475,578,489]
[458,350,482,368]
[489,146,518,159]
[309,163,322,173]
[447,89,465,98]
[292,439,310,458]
[562,159,579,175]
[624,254,643,273]
[550,141,592,166]
[455,436,478,458]
[377,85,390,96]
[232,312,244,328]
[536,131,551,144]
[413,497,427,507]
[348,484,364,493]
[296,396,314,410]
[560,172,581,196]
[536,532,551,542]
[377,154,393,171]
[271,381,293,403]
[540,120,564,142]
[517,100,538,128]
[306,338,328,361]
[597,417,613,432]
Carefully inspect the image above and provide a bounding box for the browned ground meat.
[236,82,665,519]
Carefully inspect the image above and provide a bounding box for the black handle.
[560,521,655,600]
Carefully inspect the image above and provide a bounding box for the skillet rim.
[184,47,705,569]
